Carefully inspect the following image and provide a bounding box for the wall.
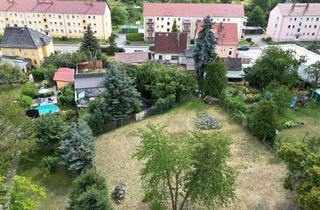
[216,45,238,58]
[153,53,181,64]
[56,81,71,90]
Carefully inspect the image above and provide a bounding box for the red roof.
[143,3,245,18]
[53,67,75,82]
[195,22,238,46]
[0,0,107,15]
[154,32,188,54]
[115,52,149,64]
[277,3,320,16]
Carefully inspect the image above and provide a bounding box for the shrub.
[68,170,112,210]
[230,111,247,124]
[21,83,37,98]
[17,95,32,109]
[31,68,45,82]
[126,33,144,42]
[101,46,125,56]
[41,155,58,174]
[223,96,247,112]
[58,85,75,106]
[155,95,176,113]
[246,38,252,43]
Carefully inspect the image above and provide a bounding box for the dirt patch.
[95,100,296,210]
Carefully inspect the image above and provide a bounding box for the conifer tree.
[203,59,227,98]
[103,64,140,121]
[171,19,178,32]
[59,121,95,175]
[80,25,101,59]
[194,16,217,91]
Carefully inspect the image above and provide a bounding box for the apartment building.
[266,3,320,42]
[143,3,245,41]
[0,26,54,66]
[0,0,112,40]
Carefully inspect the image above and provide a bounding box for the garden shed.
[310,89,320,103]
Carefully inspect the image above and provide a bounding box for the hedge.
[126,33,144,42]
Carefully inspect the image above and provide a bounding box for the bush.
[126,33,144,42]
[101,46,125,56]
[155,95,176,113]
[17,95,32,109]
[230,111,247,124]
[41,155,58,174]
[58,85,75,106]
[21,83,37,98]
[31,68,45,82]
[68,170,112,210]
[246,38,252,43]
[223,96,247,112]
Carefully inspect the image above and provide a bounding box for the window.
[34,60,37,64]
[314,25,317,29]
[93,16,95,19]
[167,28,170,32]
[157,17,159,20]
[58,15,61,18]
[171,56,179,60]
[294,18,297,21]
[167,22,170,25]
[83,20,86,23]
[288,25,291,29]
[299,22,302,26]
[307,18,309,21]
[317,18,319,22]
[161,18,164,21]
[228,49,232,56]
[292,25,295,29]
[297,28,300,32]
[309,25,312,28]
[159,55,163,60]
[312,32,315,36]
[178,18,180,21]
[88,16,91,19]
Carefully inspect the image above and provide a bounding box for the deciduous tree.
[111,7,127,27]
[0,63,25,87]
[134,124,236,210]
[248,6,266,27]
[306,61,320,84]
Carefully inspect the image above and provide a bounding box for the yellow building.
[0,0,112,40]
[0,26,54,66]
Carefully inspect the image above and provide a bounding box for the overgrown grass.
[0,84,22,98]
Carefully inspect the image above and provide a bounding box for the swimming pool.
[36,104,59,116]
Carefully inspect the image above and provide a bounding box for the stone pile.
[195,112,221,130]
[203,96,221,104]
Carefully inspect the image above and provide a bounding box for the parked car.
[237,45,250,51]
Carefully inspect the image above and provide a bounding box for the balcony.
[147,29,155,33]
[146,21,154,25]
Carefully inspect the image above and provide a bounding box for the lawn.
[277,101,320,142]
[0,84,21,98]
[95,99,297,210]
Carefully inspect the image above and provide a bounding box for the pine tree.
[59,121,95,175]
[171,19,178,32]
[80,25,101,59]
[103,63,140,122]
[194,16,217,91]
[203,59,227,99]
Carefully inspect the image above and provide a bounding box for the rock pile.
[203,96,221,104]
[112,183,126,203]
[195,112,221,130]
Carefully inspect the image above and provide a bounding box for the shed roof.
[74,73,105,90]
[115,52,149,64]
[53,67,75,82]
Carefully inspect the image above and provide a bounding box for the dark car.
[237,45,250,51]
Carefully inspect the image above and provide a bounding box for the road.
[54,43,150,54]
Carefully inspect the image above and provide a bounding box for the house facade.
[0,26,54,66]
[53,67,75,89]
[266,3,320,42]
[143,3,245,41]
[195,22,238,58]
[0,0,112,40]
[150,32,188,64]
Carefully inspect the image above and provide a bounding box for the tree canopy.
[306,61,320,84]
[0,63,25,87]
[247,6,266,27]
[203,59,227,99]
[245,47,302,89]
[80,25,102,59]
[134,124,236,210]
[111,7,127,27]
[59,121,95,175]
[194,16,217,90]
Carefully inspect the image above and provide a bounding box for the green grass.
[17,150,73,210]
[0,84,22,98]
[53,37,82,44]
[277,101,320,142]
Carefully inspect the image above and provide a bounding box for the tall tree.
[59,121,95,175]
[0,63,25,87]
[306,61,320,84]
[111,6,127,27]
[248,100,277,145]
[103,64,140,121]
[248,6,266,27]
[251,0,270,12]
[203,59,227,98]
[80,25,101,59]
[245,46,302,88]
[278,136,320,210]
[171,19,178,32]
[194,16,217,91]
[0,96,34,175]
[68,170,112,210]
[134,124,236,210]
